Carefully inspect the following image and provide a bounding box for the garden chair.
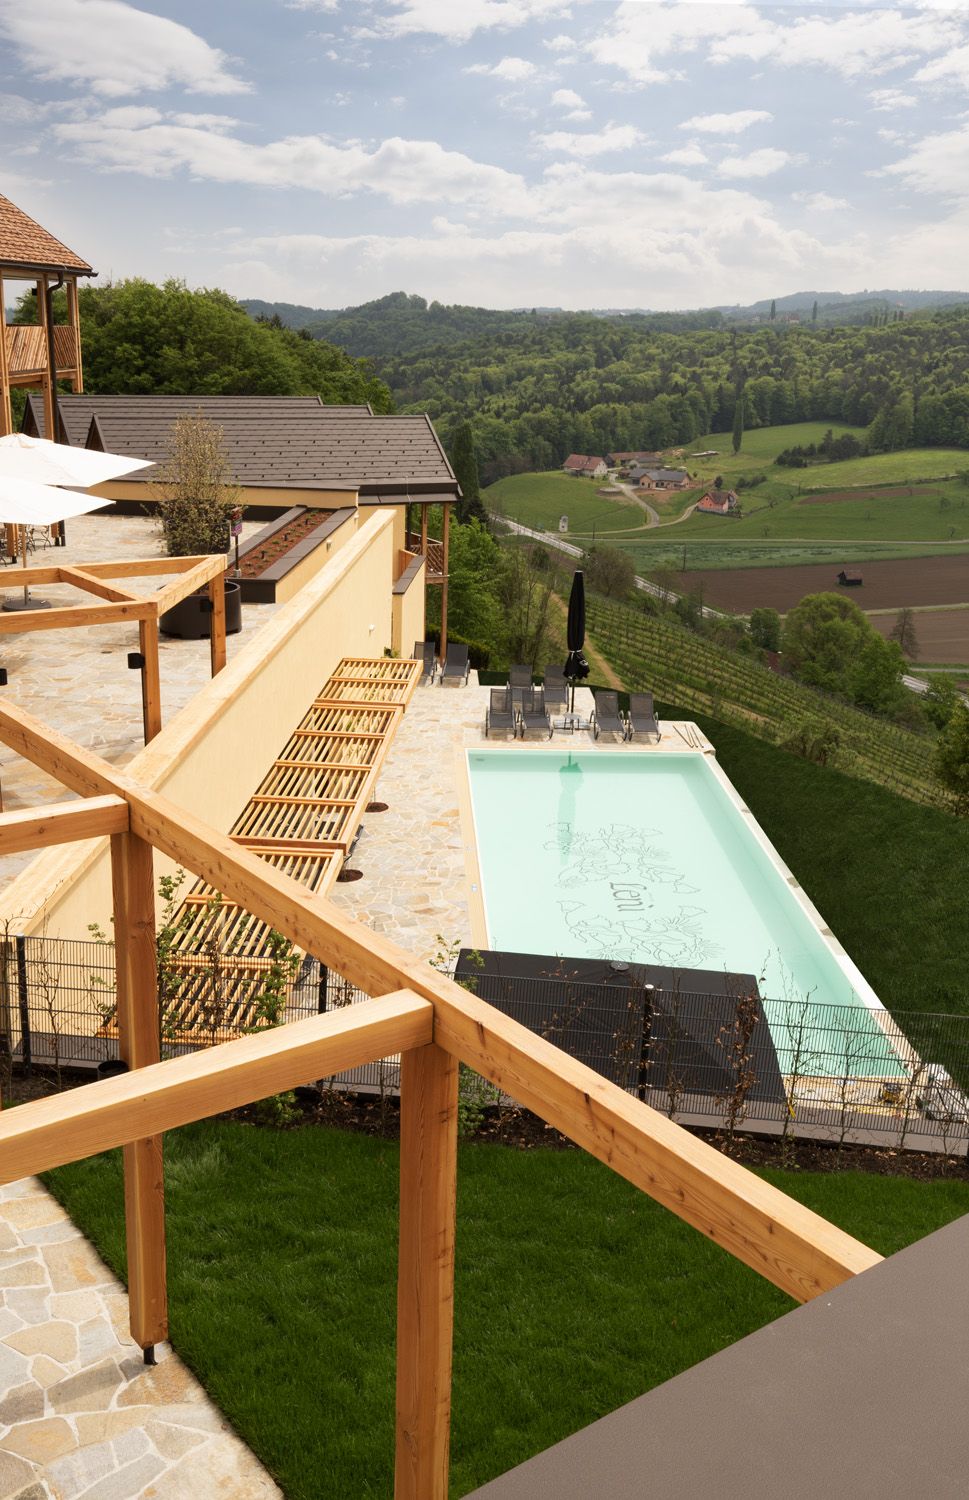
[627,692,661,742]
[440,643,470,685]
[520,686,552,739]
[485,688,517,738]
[592,690,626,740]
[413,640,438,683]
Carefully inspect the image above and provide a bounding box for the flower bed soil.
[237,508,326,577]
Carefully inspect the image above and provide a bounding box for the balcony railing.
[406,530,445,581]
[0,693,883,1499]
[4,323,79,379]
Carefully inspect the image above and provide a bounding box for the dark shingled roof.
[24,394,458,498]
[0,193,94,276]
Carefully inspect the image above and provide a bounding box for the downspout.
[43,271,65,444]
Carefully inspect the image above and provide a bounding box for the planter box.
[160,579,242,639]
[236,507,357,603]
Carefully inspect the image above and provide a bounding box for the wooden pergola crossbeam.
[0,553,230,743]
[0,793,127,854]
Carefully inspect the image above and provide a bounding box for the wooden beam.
[0,698,884,1301]
[439,504,450,659]
[111,831,167,1352]
[37,274,54,443]
[0,599,154,635]
[66,278,83,394]
[0,795,128,855]
[0,993,433,1183]
[0,279,11,437]
[139,617,162,744]
[59,567,143,604]
[77,557,217,580]
[208,574,227,676]
[152,555,230,617]
[395,1043,458,1500]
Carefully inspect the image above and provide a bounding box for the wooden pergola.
[0,555,228,744]
[0,191,93,443]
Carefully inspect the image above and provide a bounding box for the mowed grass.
[45,1122,969,1500]
[598,537,965,572]
[673,477,969,543]
[486,470,644,535]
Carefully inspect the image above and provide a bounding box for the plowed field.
[686,554,969,612]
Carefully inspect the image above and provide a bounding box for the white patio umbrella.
[0,435,153,610]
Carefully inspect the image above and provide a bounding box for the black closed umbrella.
[563,569,590,712]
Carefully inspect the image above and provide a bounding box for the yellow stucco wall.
[273,510,359,603]
[392,559,426,657]
[0,510,397,938]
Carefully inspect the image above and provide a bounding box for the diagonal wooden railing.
[0,697,883,1499]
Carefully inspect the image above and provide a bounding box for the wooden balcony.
[406,530,445,582]
[4,323,79,383]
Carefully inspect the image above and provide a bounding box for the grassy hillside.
[673,477,969,544]
[487,470,645,535]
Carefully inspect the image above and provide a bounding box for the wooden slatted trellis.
[99,656,421,1046]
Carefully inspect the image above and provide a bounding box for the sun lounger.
[440,643,470,685]
[508,663,531,708]
[592,690,626,740]
[520,686,552,739]
[627,691,661,742]
[542,674,569,715]
[413,640,438,682]
[485,687,516,737]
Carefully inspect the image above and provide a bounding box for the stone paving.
[0,1178,281,1500]
[0,513,273,891]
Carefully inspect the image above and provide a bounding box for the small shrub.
[781,720,841,766]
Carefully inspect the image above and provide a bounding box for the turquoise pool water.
[467,749,900,1077]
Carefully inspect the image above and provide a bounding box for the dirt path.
[614,480,660,526]
[548,594,622,688]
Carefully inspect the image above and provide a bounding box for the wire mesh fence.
[2,935,966,1153]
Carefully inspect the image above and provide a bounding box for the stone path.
[0,513,273,892]
[0,1178,282,1500]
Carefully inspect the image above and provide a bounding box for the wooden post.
[439,504,450,660]
[139,617,162,743]
[420,503,428,561]
[0,274,11,437]
[110,831,167,1354]
[208,575,226,676]
[395,1042,458,1500]
[66,277,83,393]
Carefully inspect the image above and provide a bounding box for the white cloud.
[913,44,969,89]
[868,88,917,111]
[363,0,573,44]
[680,109,772,135]
[551,88,585,108]
[717,148,791,179]
[791,191,849,213]
[534,123,647,158]
[54,115,533,212]
[465,56,536,81]
[0,0,248,97]
[544,34,576,54]
[285,1,339,10]
[589,3,962,86]
[660,142,708,167]
[884,124,969,197]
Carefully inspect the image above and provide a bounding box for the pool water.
[466,749,900,1077]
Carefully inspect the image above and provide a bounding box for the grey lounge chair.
[485,688,516,737]
[520,686,552,739]
[542,673,568,715]
[592,690,626,740]
[508,663,531,709]
[627,691,661,742]
[440,643,470,685]
[413,640,437,683]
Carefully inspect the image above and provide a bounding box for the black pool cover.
[454,949,786,1105]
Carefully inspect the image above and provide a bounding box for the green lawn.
[599,538,968,572]
[44,1122,969,1500]
[486,470,644,536]
[672,477,969,544]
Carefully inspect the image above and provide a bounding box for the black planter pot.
[160,579,242,640]
[97,1059,128,1082]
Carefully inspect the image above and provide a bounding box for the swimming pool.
[465,748,901,1077]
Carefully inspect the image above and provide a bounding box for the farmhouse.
[563,453,608,478]
[634,467,690,490]
[839,568,864,586]
[695,488,740,515]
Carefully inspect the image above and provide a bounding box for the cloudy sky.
[3,1,969,310]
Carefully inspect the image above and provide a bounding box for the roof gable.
[0,193,93,276]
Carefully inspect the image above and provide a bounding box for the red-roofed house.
[563,454,608,479]
[695,488,740,515]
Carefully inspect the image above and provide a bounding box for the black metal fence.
[2,936,967,1153]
